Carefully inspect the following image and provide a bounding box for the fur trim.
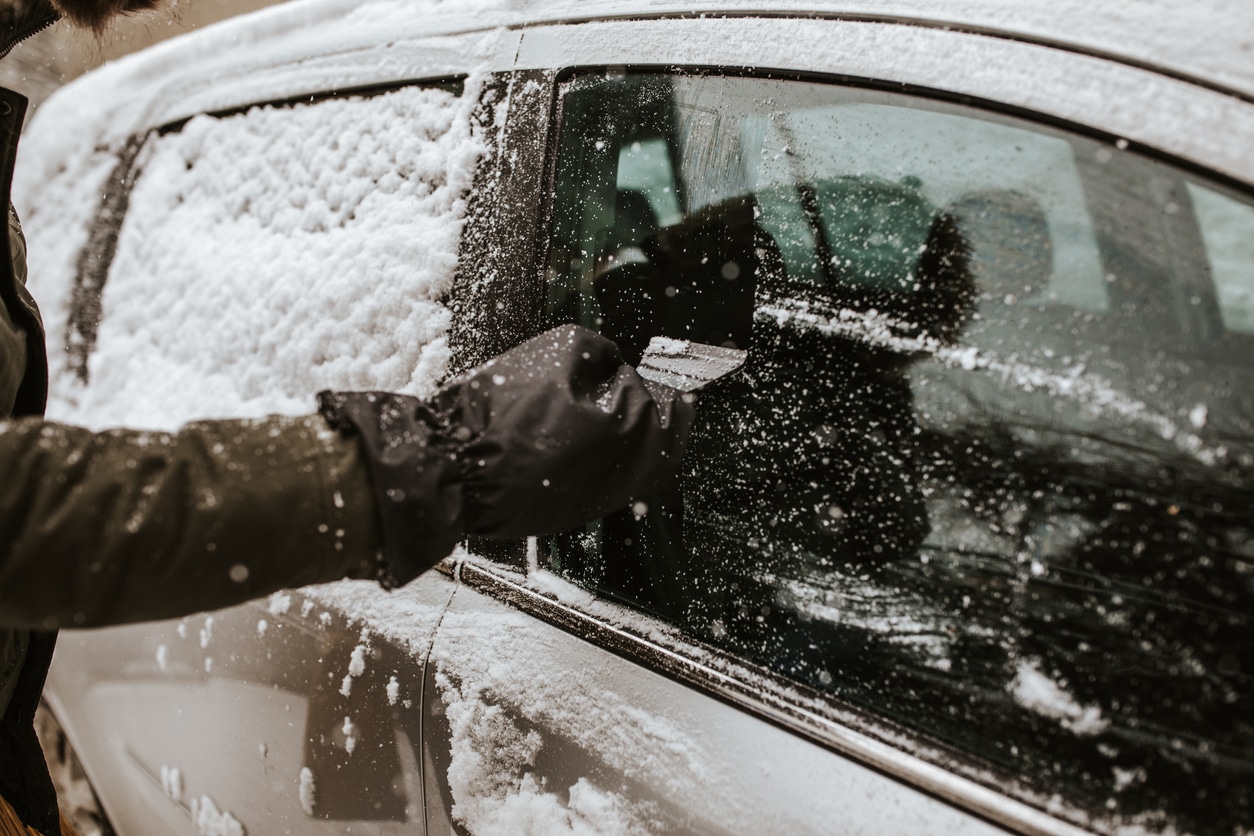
[50,0,161,31]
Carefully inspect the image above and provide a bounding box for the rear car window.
[542,72,1253,833]
[51,81,482,431]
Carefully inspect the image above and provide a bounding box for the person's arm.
[1,325,694,630]
[0,414,383,629]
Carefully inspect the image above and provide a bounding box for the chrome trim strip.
[458,559,1095,836]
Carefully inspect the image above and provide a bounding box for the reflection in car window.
[543,73,1252,832]
[1190,182,1254,334]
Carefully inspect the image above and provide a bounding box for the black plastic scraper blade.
[636,337,747,393]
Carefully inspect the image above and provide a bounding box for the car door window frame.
[448,55,1254,836]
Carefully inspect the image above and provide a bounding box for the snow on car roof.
[18,0,1253,187]
[125,0,1254,101]
[445,0,1254,101]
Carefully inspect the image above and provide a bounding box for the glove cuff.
[318,391,464,587]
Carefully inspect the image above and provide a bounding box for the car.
[13,1,1254,833]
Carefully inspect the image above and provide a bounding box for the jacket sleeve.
[0,414,385,629]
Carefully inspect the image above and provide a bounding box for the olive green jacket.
[0,83,383,830]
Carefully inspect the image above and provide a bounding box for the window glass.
[1190,181,1254,334]
[60,82,474,431]
[544,73,1253,833]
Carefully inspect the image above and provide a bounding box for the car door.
[32,51,520,834]
[420,16,1253,836]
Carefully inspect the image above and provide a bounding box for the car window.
[542,72,1252,833]
[1190,182,1254,335]
[55,80,478,432]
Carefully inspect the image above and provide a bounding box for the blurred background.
[0,0,288,116]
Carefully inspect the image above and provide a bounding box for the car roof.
[226,0,1254,101]
[22,0,1254,198]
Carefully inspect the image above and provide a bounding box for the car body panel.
[45,573,455,835]
[421,566,1020,836]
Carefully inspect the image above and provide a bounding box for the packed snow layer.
[30,81,485,430]
[32,0,1254,113]
[15,0,1254,193]
[300,573,452,658]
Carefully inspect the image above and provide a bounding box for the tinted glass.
[543,73,1253,833]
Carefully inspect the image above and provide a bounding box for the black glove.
[318,325,694,587]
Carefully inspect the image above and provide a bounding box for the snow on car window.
[39,80,484,431]
[542,72,1254,834]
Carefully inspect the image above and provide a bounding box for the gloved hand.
[318,324,694,587]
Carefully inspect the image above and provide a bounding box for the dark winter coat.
[0,84,385,834]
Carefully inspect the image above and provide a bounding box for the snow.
[760,299,1231,466]
[442,564,1019,835]
[10,2,1242,832]
[160,765,184,804]
[26,1,1254,119]
[189,795,245,836]
[506,0,1254,100]
[342,716,358,755]
[340,641,369,696]
[301,575,451,657]
[430,602,706,834]
[515,14,1254,189]
[297,766,317,816]
[267,592,292,616]
[25,81,484,431]
[346,643,368,677]
[646,336,689,356]
[1112,766,1146,793]
[1010,659,1110,737]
